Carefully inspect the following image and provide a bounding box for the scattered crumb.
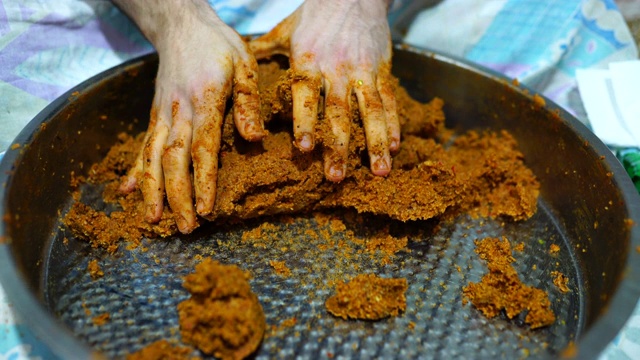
[81,302,92,316]
[126,340,199,360]
[280,317,296,328]
[560,341,578,358]
[325,274,407,320]
[463,237,555,329]
[268,317,298,336]
[269,260,292,277]
[533,94,546,107]
[551,271,570,293]
[549,244,560,254]
[87,259,104,280]
[92,313,110,326]
[624,218,635,229]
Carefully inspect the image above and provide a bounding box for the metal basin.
[1,46,639,359]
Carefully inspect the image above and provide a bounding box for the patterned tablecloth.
[1,0,639,358]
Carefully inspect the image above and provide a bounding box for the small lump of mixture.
[268,260,292,277]
[551,271,570,293]
[463,237,556,329]
[126,340,199,360]
[177,259,265,360]
[91,313,110,326]
[87,259,104,280]
[325,274,408,320]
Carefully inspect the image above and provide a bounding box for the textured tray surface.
[45,187,582,359]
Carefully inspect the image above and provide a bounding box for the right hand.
[117,0,263,233]
[250,0,399,182]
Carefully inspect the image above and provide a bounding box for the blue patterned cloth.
[405,0,638,122]
[1,1,639,359]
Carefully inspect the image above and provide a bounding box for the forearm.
[112,0,223,53]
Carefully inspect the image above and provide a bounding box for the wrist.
[303,0,390,18]
[113,0,223,53]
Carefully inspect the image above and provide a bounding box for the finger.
[377,67,400,153]
[233,52,263,142]
[142,103,170,222]
[353,74,391,177]
[162,100,197,233]
[192,86,226,217]
[322,78,351,182]
[119,129,151,193]
[291,62,322,152]
[249,13,295,59]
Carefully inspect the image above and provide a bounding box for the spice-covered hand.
[250,0,398,182]
[115,0,263,233]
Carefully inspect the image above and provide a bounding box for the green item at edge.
[616,148,640,194]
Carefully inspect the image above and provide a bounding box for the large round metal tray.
[1,45,639,359]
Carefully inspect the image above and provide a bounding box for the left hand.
[115,0,263,233]
[250,0,399,182]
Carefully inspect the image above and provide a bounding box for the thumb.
[249,12,297,59]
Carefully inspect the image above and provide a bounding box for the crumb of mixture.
[560,341,578,358]
[268,317,297,336]
[533,94,546,107]
[551,271,570,293]
[325,274,408,320]
[92,313,110,326]
[63,197,175,254]
[87,259,104,280]
[269,260,292,277]
[549,244,560,254]
[177,259,265,360]
[363,228,408,260]
[126,340,199,360]
[463,237,556,329]
[279,317,297,328]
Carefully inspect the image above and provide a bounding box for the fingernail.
[328,164,344,180]
[372,156,391,176]
[196,199,211,216]
[145,206,158,223]
[118,176,135,193]
[244,121,264,141]
[177,215,197,234]
[297,133,314,151]
[389,139,399,152]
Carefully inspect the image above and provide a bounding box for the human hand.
[116,0,263,233]
[250,0,398,182]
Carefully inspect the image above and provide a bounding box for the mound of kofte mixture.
[63,58,551,359]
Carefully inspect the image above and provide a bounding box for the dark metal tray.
[1,46,639,359]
